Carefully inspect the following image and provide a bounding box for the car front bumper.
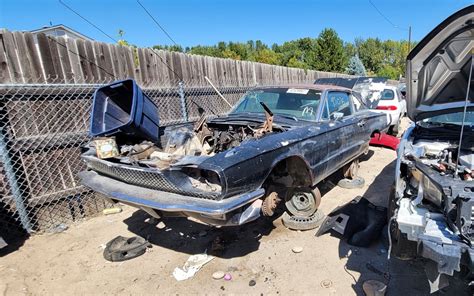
[78,170,265,226]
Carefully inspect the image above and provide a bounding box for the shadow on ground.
[322,160,471,296]
[124,210,278,259]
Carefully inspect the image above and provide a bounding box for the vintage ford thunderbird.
[79,81,388,227]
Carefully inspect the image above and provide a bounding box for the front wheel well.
[263,156,313,189]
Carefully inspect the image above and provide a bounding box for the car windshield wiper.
[274,113,299,121]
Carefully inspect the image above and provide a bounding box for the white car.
[374,86,407,136]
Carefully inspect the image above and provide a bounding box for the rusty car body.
[79,81,388,227]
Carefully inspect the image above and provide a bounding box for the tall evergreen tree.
[313,28,347,72]
[346,55,367,76]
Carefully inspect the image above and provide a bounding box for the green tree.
[255,49,281,65]
[313,28,347,72]
[377,64,400,79]
[346,55,367,76]
[357,38,385,74]
[117,29,130,47]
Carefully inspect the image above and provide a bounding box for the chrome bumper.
[78,170,265,219]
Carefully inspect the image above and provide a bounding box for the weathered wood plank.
[65,38,83,83]
[0,31,12,83]
[137,47,147,85]
[84,40,99,82]
[100,42,114,82]
[23,32,45,83]
[2,30,22,82]
[13,32,34,83]
[56,37,74,83]
[75,39,92,83]
[36,33,57,83]
[46,36,65,83]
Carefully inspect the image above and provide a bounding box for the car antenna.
[454,52,473,178]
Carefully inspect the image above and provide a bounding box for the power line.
[136,0,179,47]
[368,0,408,31]
[135,0,204,78]
[58,0,118,43]
[58,0,183,80]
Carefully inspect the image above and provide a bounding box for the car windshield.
[230,88,322,121]
[421,111,474,127]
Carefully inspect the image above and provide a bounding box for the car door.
[351,92,373,153]
[320,91,358,176]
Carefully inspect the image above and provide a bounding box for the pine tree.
[313,28,347,72]
[346,55,367,76]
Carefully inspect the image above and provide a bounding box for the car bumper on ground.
[78,170,265,226]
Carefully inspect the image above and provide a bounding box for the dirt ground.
[0,118,471,295]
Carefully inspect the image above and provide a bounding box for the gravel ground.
[0,118,471,295]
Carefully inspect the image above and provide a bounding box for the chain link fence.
[0,77,309,238]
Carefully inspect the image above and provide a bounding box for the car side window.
[350,93,366,112]
[322,91,352,119]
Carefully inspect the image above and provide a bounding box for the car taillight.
[376,105,397,111]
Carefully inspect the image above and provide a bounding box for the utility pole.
[408,26,412,54]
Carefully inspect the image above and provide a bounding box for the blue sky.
[0,0,472,47]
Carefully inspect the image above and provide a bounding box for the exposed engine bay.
[392,126,474,290]
[90,107,282,174]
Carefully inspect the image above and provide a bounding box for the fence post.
[0,131,32,233]
[178,81,188,122]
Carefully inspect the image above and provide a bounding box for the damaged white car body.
[389,5,474,292]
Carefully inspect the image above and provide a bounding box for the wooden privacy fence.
[0,29,354,86]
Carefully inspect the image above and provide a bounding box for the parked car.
[388,5,474,292]
[79,81,388,228]
[315,77,406,135]
[374,85,407,136]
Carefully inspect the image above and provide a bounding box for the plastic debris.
[103,236,151,262]
[369,132,400,150]
[172,253,215,281]
[49,223,68,233]
[362,280,387,296]
[292,246,303,253]
[103,207,122,215]
[224,273,232,281]
[320,279,333,288]
[212,271,225,280]
[0,236,7,249]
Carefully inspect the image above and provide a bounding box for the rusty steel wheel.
[285,187,321,217]
[262,189,281,217]
[343,159,360,179]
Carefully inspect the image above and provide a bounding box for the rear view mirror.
[332,112,344,120]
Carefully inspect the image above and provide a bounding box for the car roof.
[255,84,351,92]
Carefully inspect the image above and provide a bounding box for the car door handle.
[357,120,367,127]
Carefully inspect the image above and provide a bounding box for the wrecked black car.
[389,5,474,292]
[79,80,388,227]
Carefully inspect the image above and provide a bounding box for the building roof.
[30,24,93,41]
